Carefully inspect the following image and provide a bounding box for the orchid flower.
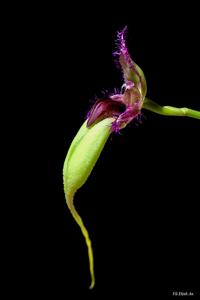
[63,27,200,290]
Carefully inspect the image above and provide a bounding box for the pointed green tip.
[89,278,95,290]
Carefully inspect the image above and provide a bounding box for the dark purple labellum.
[87,99,126,127]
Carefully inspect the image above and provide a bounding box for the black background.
[12,2,200,298]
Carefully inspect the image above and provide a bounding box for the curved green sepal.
[63,117,114,197]
[63,117,114,289]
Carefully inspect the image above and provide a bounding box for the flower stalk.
[143,98,200,119]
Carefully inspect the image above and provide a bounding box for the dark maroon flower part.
[87,27,147,132]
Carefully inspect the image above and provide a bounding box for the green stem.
[143,97,200,119]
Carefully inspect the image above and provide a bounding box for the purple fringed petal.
[114,26,147,98]
[86,27,147,132]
